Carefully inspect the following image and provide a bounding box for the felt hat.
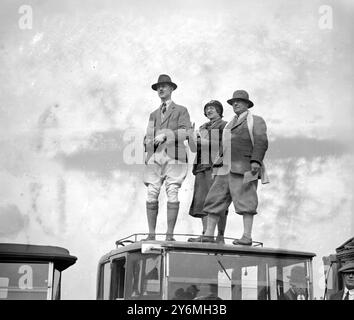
[152,74,177,91]
[186,284,200,293]
[287,266,306,283]
[338,262,354,273]
[227,90,254,108]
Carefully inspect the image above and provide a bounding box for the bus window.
[125,253,162,300]
[241,266,258,300]
[98,262,111,300]
[267,266,279,300]
[142,256,160,296]
[111,258,126,300]
[282,263,309,300]
[52,269,61,300]
[0,262,50,300]
[217,268,232,300]
[167,252,312,300]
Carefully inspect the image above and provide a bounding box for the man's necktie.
[344,291,349,300]
[161,103,166,120]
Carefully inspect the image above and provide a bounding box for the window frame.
[110,255,127,300]
[166,251,313,300]
[124,252,163,300]
[97,261,112,300]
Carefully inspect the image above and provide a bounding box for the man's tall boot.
[166,201,179,241]
[216,210,228,244]
[142,201,158,241]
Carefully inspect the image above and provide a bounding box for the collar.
[344,287,354,296]
[161,99,172,109]
[209,117,222,125]
[236,110,249,122]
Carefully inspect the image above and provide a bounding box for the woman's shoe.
[200,236,216,243]
[188,235,216,243]
[141,235,156,241]
[188,236,204,242]
[232,235,252,246]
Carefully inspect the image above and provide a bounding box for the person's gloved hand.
[251,161,261,175]
[154,133,166,146]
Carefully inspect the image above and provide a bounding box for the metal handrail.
[115,233,263,248]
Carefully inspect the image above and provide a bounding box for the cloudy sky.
[0,0,353,299]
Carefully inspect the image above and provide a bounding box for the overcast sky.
[0,0,353,299]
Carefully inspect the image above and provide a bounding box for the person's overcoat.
[214,113,268,177]
[330,289,345,300]
[228,114,268,174]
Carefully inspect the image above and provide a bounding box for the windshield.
[125,252,162,300]
[168,252,312,300]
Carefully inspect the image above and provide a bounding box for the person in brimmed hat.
[330,262,354,300]
[281,266,309,300]
[143,74,192,241]
[200,90,269,245]
[185,284,200,299]
[187,100,228,244]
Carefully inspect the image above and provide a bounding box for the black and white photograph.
[0,0,353,303]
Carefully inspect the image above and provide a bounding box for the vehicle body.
[0,243,77,300]
[97,234,316,300]
[322,237,354,300]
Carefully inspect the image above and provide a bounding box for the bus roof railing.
[115,233,263,248]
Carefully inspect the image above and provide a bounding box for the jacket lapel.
[155,107,162,129]
[210,118,224,130]
[230,114,247,131]
[161,102,175,126]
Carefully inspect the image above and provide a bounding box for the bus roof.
[0,243,77,271]
[98,234,316,264]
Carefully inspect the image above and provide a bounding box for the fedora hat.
[338,262,354,273]
[151,74,177,91]
[287,266,306,283]
[186,284,200,293]
[227,90,254,108]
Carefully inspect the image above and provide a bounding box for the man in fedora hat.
[201,90,269,245]
[281,266,309,300]
[185,284,200,299]
[330,262,354,300]
[143,74,192,241]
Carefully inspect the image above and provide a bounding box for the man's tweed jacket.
[144,102,191,163]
